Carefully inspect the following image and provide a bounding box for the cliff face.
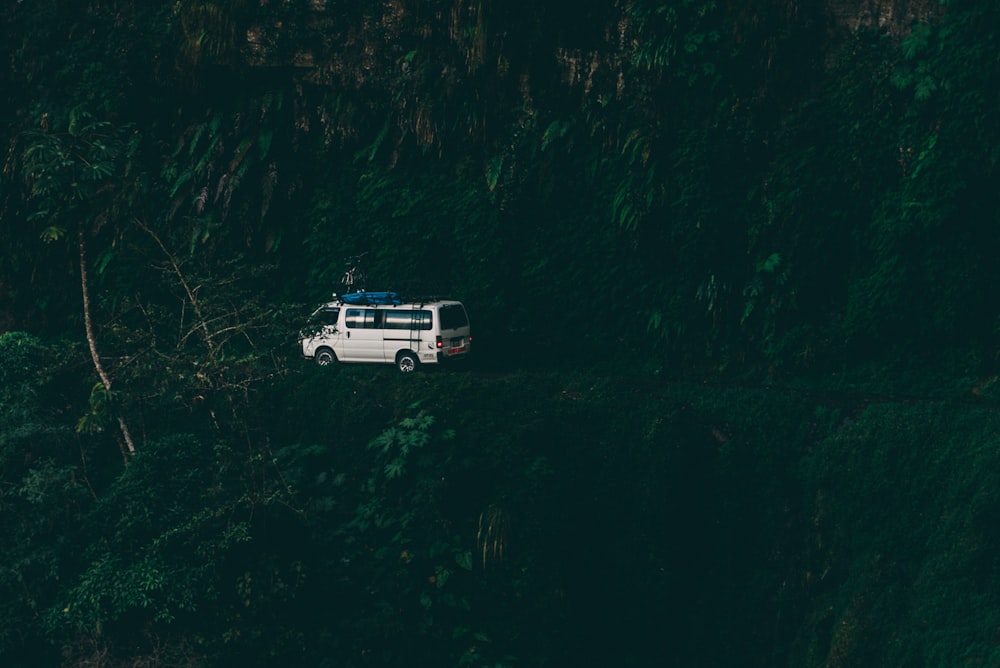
[827,0,943,36]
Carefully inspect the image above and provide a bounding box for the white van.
[300,292,472,372]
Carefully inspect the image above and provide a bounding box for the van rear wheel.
[397,351,419,373]
[315,347,336,366]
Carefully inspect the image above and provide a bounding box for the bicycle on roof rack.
[341,252,368,293]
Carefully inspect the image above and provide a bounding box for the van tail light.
[436,336,443,349]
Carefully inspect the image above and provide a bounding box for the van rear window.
[439,305,468,330]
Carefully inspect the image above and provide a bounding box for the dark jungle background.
[3,0,1000,665]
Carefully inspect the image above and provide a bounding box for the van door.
[301,305,342,361]
[436,303,471,359]
[343,308,386,361]
[383,308,432,362]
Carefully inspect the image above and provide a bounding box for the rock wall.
[827,0,944,36]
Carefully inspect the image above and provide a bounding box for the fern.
[257,128,273,161]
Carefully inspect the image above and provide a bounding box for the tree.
[15,112,140,460]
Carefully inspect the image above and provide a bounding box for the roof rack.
[406,294,449,305]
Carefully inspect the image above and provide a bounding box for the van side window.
[317,308,339,326]
[346,308,384,329]
[384,310,433,330]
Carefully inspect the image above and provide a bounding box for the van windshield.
[439,304,468,330]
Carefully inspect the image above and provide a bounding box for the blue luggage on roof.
[338,291,403,306]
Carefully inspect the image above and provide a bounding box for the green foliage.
[0,333,83,665]
[17,111,131,234]
[51,435,225,632]
[798,402,1000,666]
[324,404,493,665]
[75,382,110,435]
[5,1,1000,665]
[629,0,723,86]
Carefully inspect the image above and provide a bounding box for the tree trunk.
[79,228,137,461]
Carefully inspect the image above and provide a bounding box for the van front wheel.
[315,347,337,366]
[397,351,419,373]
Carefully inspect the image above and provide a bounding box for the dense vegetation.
[3,0,1000,665]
